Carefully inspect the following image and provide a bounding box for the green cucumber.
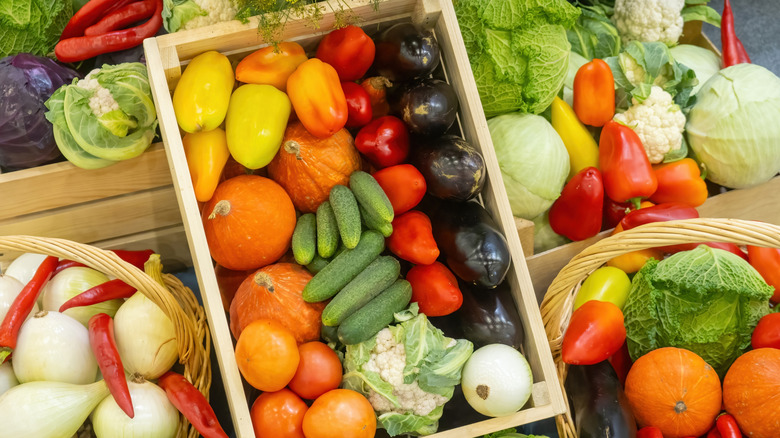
[316,201,340,258]
[321,256,401,326]
[320,322,340,345]
[349,171,394,223]
[329,185,362,249]
[306,253,330,274]
[303,230,385,303]
[337,279,413,345]
[359,204,393,237]
[292,213,316,265]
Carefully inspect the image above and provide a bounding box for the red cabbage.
[0,54,80,171]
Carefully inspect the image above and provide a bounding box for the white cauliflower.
[613,86,686,164]
[76,70,120,117]
[613,0,684,46]
[181,0,237,31]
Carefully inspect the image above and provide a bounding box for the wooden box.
[143,0,567,436]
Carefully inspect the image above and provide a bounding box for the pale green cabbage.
[686,63,780,189]
[488,113,569,220]
[669,44,721,94]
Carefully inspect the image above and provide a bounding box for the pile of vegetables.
[171,21,540,437]
[0,249,229,437]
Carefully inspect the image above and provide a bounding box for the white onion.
[0,275,38,324]
[92,376,179,438]
[461,344,533,417]
[12,311,98,385]
[0,361,18,396]
[114,293,178,379]
[43,267,123,327]
[0,379,109,438]
[4,253,48,285]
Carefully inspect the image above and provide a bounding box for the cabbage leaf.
[0,0,73,57]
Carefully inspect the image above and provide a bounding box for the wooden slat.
[515,217,535,258]
[0,186,181,245]
[0,144,171,220]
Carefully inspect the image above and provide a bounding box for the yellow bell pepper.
[183,128,230,203]
[172,51,235,133]
[550,96,600,180]
[225,84,291,169]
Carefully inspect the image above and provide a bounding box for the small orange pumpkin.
[230,263,325,343]
[625,347,722,438]
[723,348,780,438]
[202,175,296,271]
[267,121,361,213]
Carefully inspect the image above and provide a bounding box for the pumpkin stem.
[284,140,303,160]
[368,76,393,90]
[674,401,687,414]
[254,272,275,293]
[208,200,231,220]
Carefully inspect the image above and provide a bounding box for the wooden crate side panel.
[0,144,171,221]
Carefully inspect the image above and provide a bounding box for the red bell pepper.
[386,211,439,265]
[751,312,780,349]
[637,426,664,438]
[650,158,709,207]
[599,121,658,206]
[372,164,426,215]
[316,25,375,81]
[355,115,410,169]
[0,256,58,363]
[548,167,604,241]
[603,198,633,230]
[561,300,626,365]
[747,246,780,303]
[341,81,373,128]
[721,0,751,68]
[89,313,134,418]
[716,414,742,438]
[60,279,137,313]
[608,341,633,387]
[573,58,615,127]
[158,371,229,438]
[406,262,463,317]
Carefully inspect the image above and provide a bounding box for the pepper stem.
[630,197,642,211]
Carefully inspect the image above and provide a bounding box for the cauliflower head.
[613,85,686,164]
[613,0,684,46]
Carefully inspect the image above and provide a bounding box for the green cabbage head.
[454,0,580,117]
[686,63,780,189]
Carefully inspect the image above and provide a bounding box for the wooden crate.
[143,0,567,436]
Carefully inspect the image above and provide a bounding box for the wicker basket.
[539,218,780,438]
[0,235,212,438]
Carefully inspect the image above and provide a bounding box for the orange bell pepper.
[183,128,230,202]
[606,203,663,274]
[287,58,348,138]
[650,158,708,207]
[573,59,615,127]
[235,42,308,91]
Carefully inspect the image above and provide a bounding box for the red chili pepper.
[60,279,137,313]
[573,58,615,127]
[341,81,373,128]
[717,414,742,438]
[708,426,724,438]
[355,115,410,169]
[89,313,134,418]
[61,0,128,39]
[0,256,58,363]
[599,121,658,206]
[54,259,87,274]
[549,167,604,241]
[620,202,700,231]
[84,0,156,36]
[158,371,229,438]
[751,312,780,349]
[386,210,440,265]
[55,0,163,63]
[361,76,392,119]
[637,426,664,438]
[406,262,463,317]
[316,25,376,81]
[746,246,780,303]
[603,198,632,230]
[55,249,153,275]
[650,158,709,207]
[608,341,633,387]
[721,0,751,68]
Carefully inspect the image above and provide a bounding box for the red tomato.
[315,25,375,81]
[302,389,376,438]
[406,262,463,317]
[752,312,780,350]
[747,245,780,304]
[250,388,308,438]
[372,164,426,214]
[341,81,373,128]
[287,342,343,400]
[561,300,626,365]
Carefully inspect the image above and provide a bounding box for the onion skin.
[92,378,179,438]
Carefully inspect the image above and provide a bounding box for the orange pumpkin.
[624,347,722,438]
[202,175,296,271]
[230,263,325,343]
[723,348,780,438]
[267,121,361,213]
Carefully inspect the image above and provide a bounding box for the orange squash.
[230,263,325,343]
[723,348,780,438]
[202,175,296,271]
[624,347,722,438]
[267,121,361,213]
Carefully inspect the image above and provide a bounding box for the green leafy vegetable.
[454,0,581,117]
[0,0,73,57]
[566,4,621,60]
[669,44,721,95]
[680,4,721,27]
[162,0,208,33]
[623,246,773,376]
